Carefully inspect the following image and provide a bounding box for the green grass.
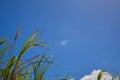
[0,29,72,80]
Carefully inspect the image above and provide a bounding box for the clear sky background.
[0,0,120,79]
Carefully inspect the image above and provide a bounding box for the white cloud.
[80,70,113,80]
[60,40,68,46]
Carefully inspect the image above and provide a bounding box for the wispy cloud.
[60,40,68,46]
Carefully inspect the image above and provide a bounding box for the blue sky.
[0,0,120,79]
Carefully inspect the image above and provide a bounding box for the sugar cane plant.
[0,28,53,80]
[0,28,73,80]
